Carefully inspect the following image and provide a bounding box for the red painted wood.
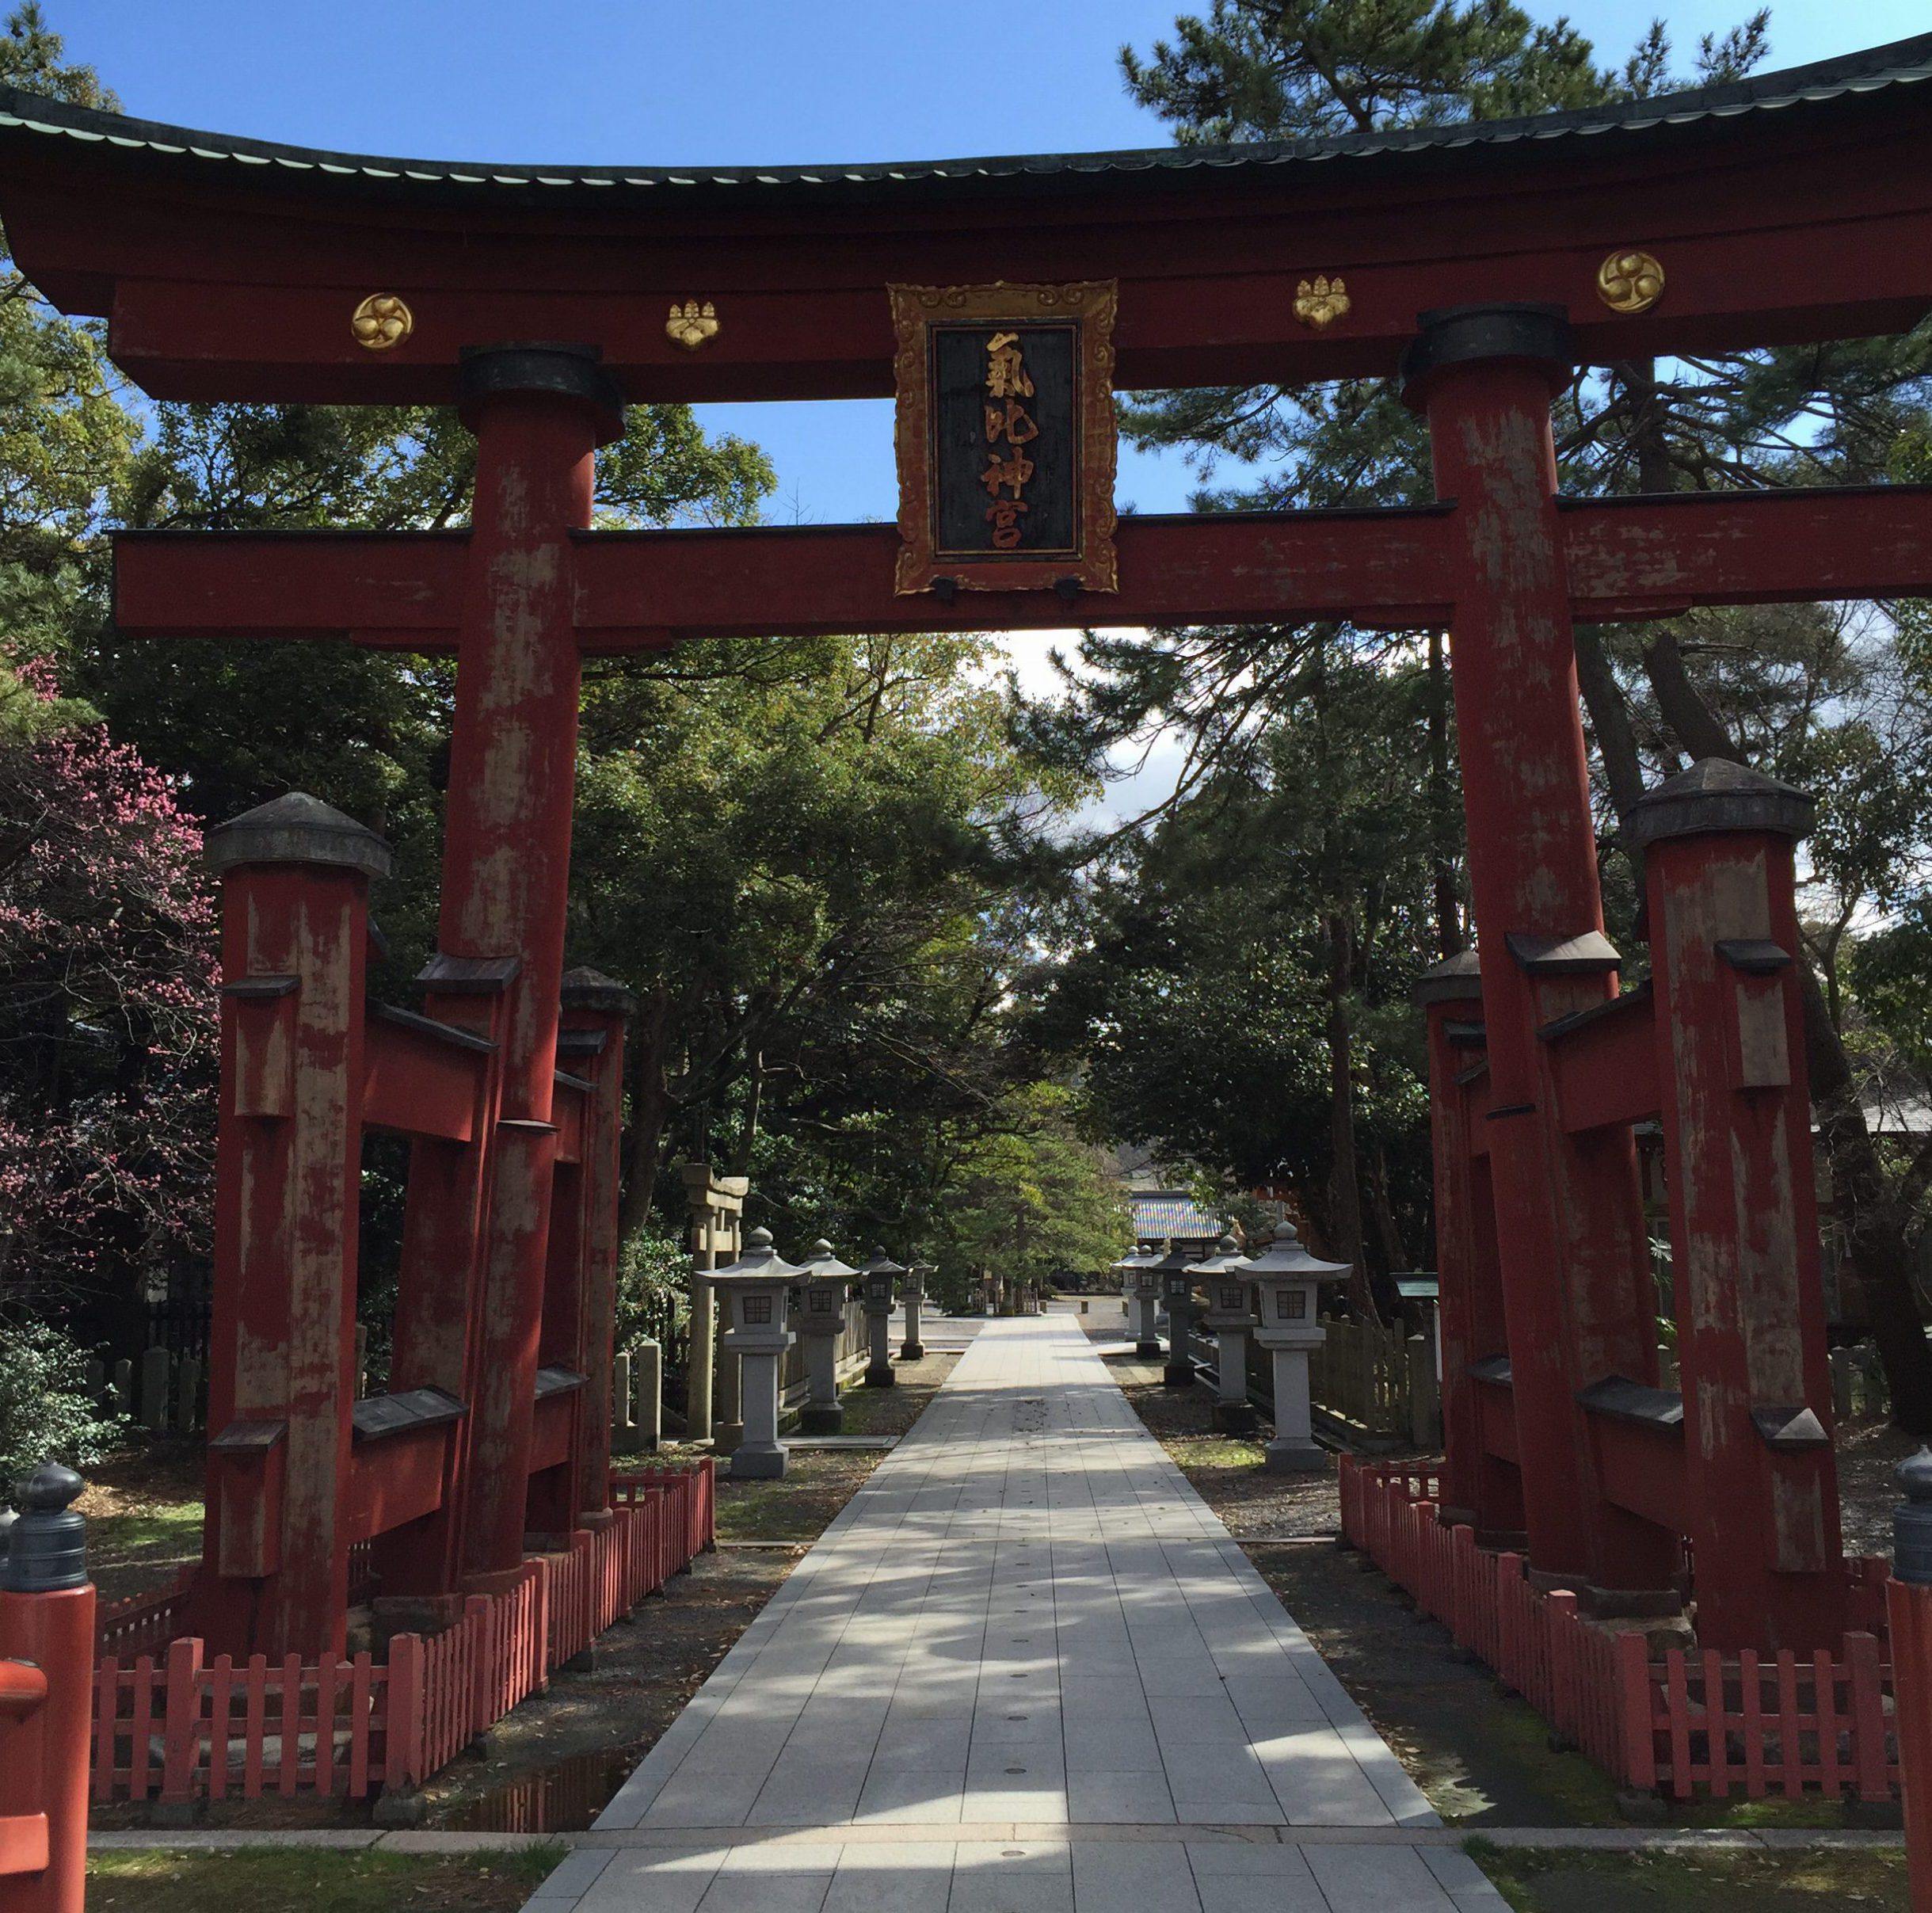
[1740,1649,1766,1798]
[200,856,372,1660]
[345,1425,455,1545]
[363,1013,488,1141]
[277,1653,300,1797]
[0,1582,96,1911]
[6,71,1930,402]
[1887,1580,1932,1912]
[1544,990,1660,1133]
[108,487,1932,650]
[1421,352,1680,1600]
[1849,1633,1891,1803]
[348,1655,373,1797]
[449,386,600,1594]
[1644,821,1845,1650]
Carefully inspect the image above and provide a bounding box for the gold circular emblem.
[351,293,413,350]
[1597,250,1664,315]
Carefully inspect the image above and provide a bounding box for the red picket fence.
[90,1459,714,1802]
[1340,1458,1900,1802]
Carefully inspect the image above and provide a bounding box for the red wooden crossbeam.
[110,486,1932,650]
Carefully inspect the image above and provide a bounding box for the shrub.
[0,1314,124,1486]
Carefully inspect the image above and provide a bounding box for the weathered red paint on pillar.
[444,346,625,1590]
[1889,1562,1932,1911]
[1629,760,1845,1650]
[1416,951,1522,1537]
[1405,307,1673,1598]
[374,966,514,1618]
[557,968,635,1531]
[0,1581,94,1913]
[200,795,388,1657]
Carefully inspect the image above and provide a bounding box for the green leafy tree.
[924,1085,1131,1306]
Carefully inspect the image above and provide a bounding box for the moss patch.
[88,1844,566,1911]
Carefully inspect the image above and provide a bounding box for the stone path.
[524,1314,1506,1911]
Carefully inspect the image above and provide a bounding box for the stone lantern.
[709,1226,802,1478]
[1245,1221,1351,1471]
[856,1249,905,1388]
[1115,1249,1163,1359]
[795,1240,857,1435]
[1150,1241,1202,1389]
[902,1260,935,1362]
[1191,1236,1258,1435]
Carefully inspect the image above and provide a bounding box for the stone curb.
[86,1823,1907,1854]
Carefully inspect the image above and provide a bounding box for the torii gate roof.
[0,33,1927,403]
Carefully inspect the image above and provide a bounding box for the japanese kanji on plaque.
[890,280,1118,595]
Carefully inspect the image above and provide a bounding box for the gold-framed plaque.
[890,280,1118,596]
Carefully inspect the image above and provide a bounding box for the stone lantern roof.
[1242,1221,1351,1282]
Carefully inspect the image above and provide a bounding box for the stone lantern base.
[1213,1397,1259,1437]
[799,1401,844,1435]
[730,1439,787,1480]
[1262,1435,1327,1473]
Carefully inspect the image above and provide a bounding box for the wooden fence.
[89,1459,714,1804]
[1339,1458,1900,1803]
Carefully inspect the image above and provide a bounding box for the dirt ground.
[1468,1841,1909,1911]
[87,1845,562,1911]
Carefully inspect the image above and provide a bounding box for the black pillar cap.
[6,1461,86,1592]
[457,341,627,444]
[1399,303,1574,410]
[1412,947,1484,1007]
[560,966,638,1016]
[1622,756,1815,848]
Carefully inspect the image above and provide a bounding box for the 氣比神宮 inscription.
[891,282,1118,596]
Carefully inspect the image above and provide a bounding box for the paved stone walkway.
[526,1315,1505,1911]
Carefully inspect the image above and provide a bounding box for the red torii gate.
[3,32,1931,1660]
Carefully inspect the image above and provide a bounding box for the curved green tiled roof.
[0,32,1925,200]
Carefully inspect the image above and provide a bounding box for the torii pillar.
[446,345,627,1594]
[1403,306,1676,1604]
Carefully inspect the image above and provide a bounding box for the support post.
[901,1266,928,1362]
[200,794,386,1657]
[554,969,634,1533]
[1416,950,1522,1534]
[447,344,625,1595]
[635,1340,662,1451]
[0,1465,94,1913]
[1404,305,1675,1601]
[1888,1452,1932,1913]
[1627,760,1846,1649]
[680,1164,747,1445]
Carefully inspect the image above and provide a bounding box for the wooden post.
[1889,1453,1932,1912]
[0,1465,97,1913]
[200,794,387,1658]
[447,346,625,1595]
[1404,306,1676,1602]
[557,968,634,1533]
[1627,761,1845,1651]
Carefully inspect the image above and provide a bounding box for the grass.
[1465,1839,1909,1911]
[88,1843,567,1911]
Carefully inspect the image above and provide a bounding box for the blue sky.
[48,0,1925,528]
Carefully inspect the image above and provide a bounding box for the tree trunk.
[617,982,673,1240]
[1799,962,1932,1435]
[727,1050,764,1179]
[1370,1143,1410,1275]
[1324,911,1378,1323]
